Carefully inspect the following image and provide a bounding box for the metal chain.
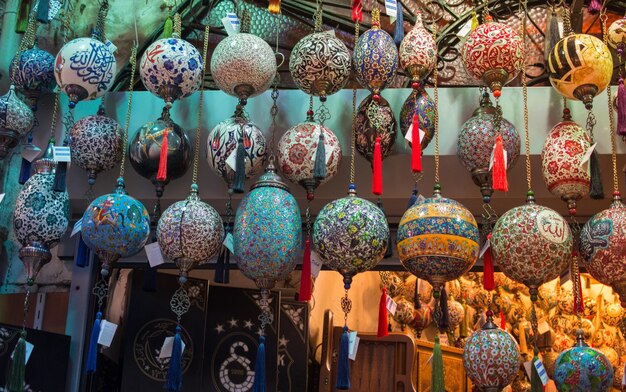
[305,204,311,238]
[118,45,138,179]
[270,85,279,158]
[521,0,532,192]
[173,13,182,37]
[349,20,360,186]
[10,12,37,83]
[314,0,323,32]
[432,26,440,185]
[49,93,60,140]
[601,12,619,194]
[341,289,352,326]
[22,290,31,330]
[94,0,109,42]
[192,25,210,185]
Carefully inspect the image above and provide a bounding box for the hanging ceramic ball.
[553,330,614,391]
[579,318,595,340]
[557,290,575,315]
[490,197,573,299]
[0,86,34,159]
[461,15,524,96]
[399,11,437,83]
[277,120,342,196]
[392,297,415,328]
[457,91,520,202]
[352,8,398,94]
[233,162,302,289]
[579,195,626,307]
[54,37,117,107]
[602,301,624,326]
[206,116,267,189]
[69,112,123,185]
[81,177,151,276]
[355,94,397,164]
[608,17,626,49]
[289,31,351,99]
[410,304,432,338]
[399,86,435,150]
[139,37,203,103]
[210,33,276,99]
[547,34,613,109]
[157,184,224,282]
[13,142,69,284]
[10,47,56,110]
[463,312,521,391]
[448,297,465,331]
[128,117,191,196]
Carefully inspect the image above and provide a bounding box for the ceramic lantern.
[0,86,34,159]
[399,11,437,83]
[410,304,432,338]
[461,15,524,96]
[289,31,351,99]
[10,47,56,110]
[206,116,267,189]
[13,142,69,284]
[69,112,124,185]
[547,34,613,109]
[608,18,626,49]
[54,37,116,107]
[355,94,397,163]
[541,108,590,215]
[579,194,626,308]
[81,177,151,276]
[233,163,302,289]
[602,301,624,326]
[392,297,415,328]
[140,37,203,103]
[399,86,435,150]
[448,297,465,331]
[463,312,521,391]
[157,184,224,282]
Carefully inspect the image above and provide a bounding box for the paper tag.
[489,145,508,171]
[0,194,5,205]
[226,148,237,171]
[523,361,533,380]
[348,331,359,360]
[479,238,490,258]
[533,359,549,386]
[22,144,41,162]
[145,242,165,268]
[386,295,397,316]
[384,0,397,19]
[580,143,597,167]
[404,124,426,146]
[71,220,82,238]
[105,39,117,54]
[439,334,449,346]
[159,336,186,359]
[560,267,571,284]
[622,362,626,385]
[457,19,473,37]
[52,146,71,162]
[97,320,118,347]
[310,251,323,278]
[537,319,551,335]
[222,12,240,36]
[49,0,62,19]
[223,232,234,253]
[11,341,34,364]
[324,30,336,37]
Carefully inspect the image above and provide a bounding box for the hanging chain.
[349,20,360,186]
[521,0,532,192]
[49,93,60,140]
[118,45,137,179]
[341,288,352,326]
[313,0,323,32]
[562,4,572,36]
[601,12,619,194]
[94,0,109,42]
[305,204,312,239]
[529,300,539,354]
[269,85,279,159]
[173,13,182,37]
[21,290,31,330]
[258,289,273,335]
[192,25,210,185]
[10,12,37,83]
[432,26,440,185]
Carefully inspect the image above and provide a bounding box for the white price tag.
[457,19,473,37]
[159,336,186,359]
[385,295,397,316]
[145,242,165,268]
[622,362,626,385]
[580,143,597,168]
[348,331,359,360]
[0,194,5,205]
[97,320,118,347]
[310,251,323,278]
[52,146,71,162]
[523,361,533,380]
[222,12,240,36]
[384,0,397,19]
[11,341,34,364]
[226,148,237,171]
[533,359,549,386]
[71,220,82,238]
[223,232,234,253]
[537,319,551,335]
[404,124,425,146]
[22,144,41,162]
[479,238,490,258]
[439,334,449,346]
[48,0,62,19]
[105,40,117,54]
[489,145,508,170]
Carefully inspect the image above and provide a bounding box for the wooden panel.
[414,340,471,392]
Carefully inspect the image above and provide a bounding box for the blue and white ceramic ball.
[353,25,398,93]
[0,86,34,159]
[10,47,56,109]
[234,164,302,289]
[140,37,203,103]
[81,177,150,275]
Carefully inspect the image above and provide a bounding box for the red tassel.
[156,128,169,182]
[351,0,362,22]
[500,310,506,329]
[491,135,508,192]
[299,240,312,302]
[372,136,383,196]
[483,233,495,291]
[411,113,422,173]
[378,288,389,338]
[617,77,626,137]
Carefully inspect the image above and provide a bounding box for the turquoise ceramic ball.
[554,344,614,391]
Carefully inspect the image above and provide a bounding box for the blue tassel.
[142,267,157,292]
[406,188,418,210]
[75,234,90,268]
[215,246,226,283]
[313,130,327,181]
[233,133,246,194]
[393,1,404,47]
[36,0,49,23]
[252,336,266,392]
[18,157,31,185]
[335,326,351,390]
[165,326,183,391]
[85,311,102,374]
[53,161,67,192]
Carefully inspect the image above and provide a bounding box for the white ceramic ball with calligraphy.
[54,37,117,108]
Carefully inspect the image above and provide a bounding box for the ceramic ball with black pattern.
[157,185,224,283]
[69,113,124,185]
[206,116,267,189]
[399,86,435,150]
[0,86,34,159]
[55,37,117,108]
[448,297,465,331]
[392,297,415,328]
[210,33,276,99]
[608,17,626,49]
[10,47,56,110]
[355,94,397,164]
[140,37,203,103]
[289,31,351,99]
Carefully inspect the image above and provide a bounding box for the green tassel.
[530,355,542,392]
[431,335,445,392]
[162,16,173,39]
[7,331,27,392]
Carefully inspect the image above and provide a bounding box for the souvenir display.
[10,47,56,110]
[399,11,436,83]
[0,85,34,159]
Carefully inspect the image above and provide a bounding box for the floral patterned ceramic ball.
[557,290,575,315]
[81,177,151,275]
[551,314,574,335]
[554,333,614,392]
[410,304,432,338]
[579,318,595,341]
[234,164,301,289]
[553,331,575,352]
[277,121,342,195]
[599,346,619,368]
[140,37,203,103]
[463,313,521,390]
[69,114,123,185]
[592,328,615,348]
[397,189,479,292]
[206,116,267,188]
[399,11,436,82]
[289,31,351,98]
[584,296,597,319]
[461,16,524,96]
[608,18,626,49]
[491,199,573,298]
[313,190,389,282]
[602,302,624,326]
[380,272,406,298]
[392,297,415,327]
[399,86,435,150]
[10,47,56,109]
[157,185,224,282]
[355,94,397,164]
[548,34,613,109]
[0,86,34,159]
[210,33,276,98]
[448,298,465,331]
[55,37,116,107]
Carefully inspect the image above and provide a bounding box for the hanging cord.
[520,0,532,194]
[10,11,37,84]
[601,11,619,195]
[432,26,440,186]
[93,0,109,42]
[349,19,360,188]
[118,46,138,180]
[191,25,210,186]
[48,93,60,141]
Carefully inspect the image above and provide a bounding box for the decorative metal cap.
[251,159,290,192]
[574,328,588,347]
[33,139,56,174]
[114,177,127,195]
[482,310,498,330]
[472,90,497,116]
[188,183,200,201]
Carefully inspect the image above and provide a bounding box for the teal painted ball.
[554,345,614,391]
